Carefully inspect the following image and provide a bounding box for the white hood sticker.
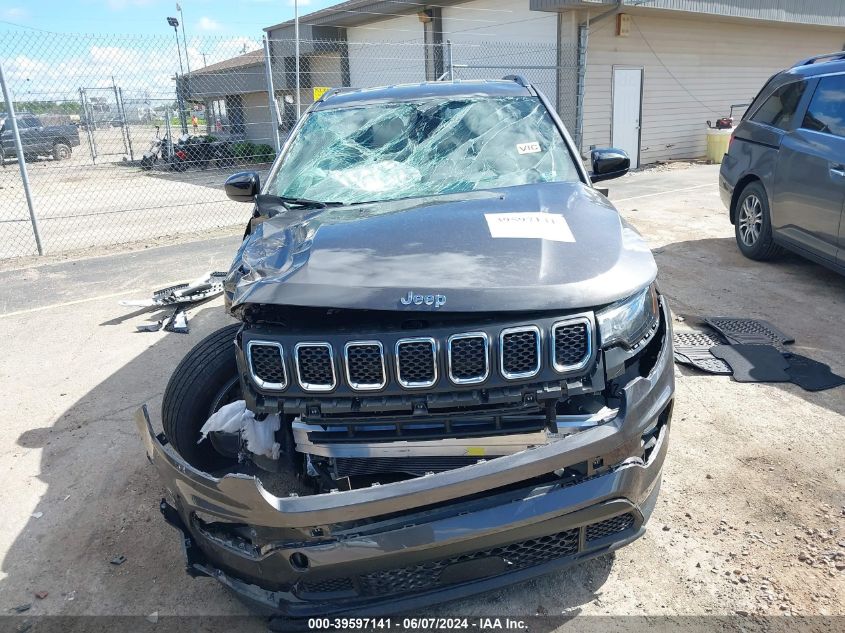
[485,212,575,242]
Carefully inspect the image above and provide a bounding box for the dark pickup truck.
[0,112,80,163]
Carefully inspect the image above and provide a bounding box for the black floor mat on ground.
[710,344,791,382]
[783,353,845,392]
[673,329,732,375]
[705,317,794,349]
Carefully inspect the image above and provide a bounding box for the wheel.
[53,143,71,161]
[734,181,781,261]
[162,323,243,471]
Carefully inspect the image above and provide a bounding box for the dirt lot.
[0,164,842,628]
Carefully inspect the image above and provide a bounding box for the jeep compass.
[136,77,675,616]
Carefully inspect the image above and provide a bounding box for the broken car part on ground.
[136,79,675,617]
[121,271,227,334]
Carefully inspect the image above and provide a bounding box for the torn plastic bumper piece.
[136,311,674,616]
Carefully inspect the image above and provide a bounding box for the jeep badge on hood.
[400,291,447,308]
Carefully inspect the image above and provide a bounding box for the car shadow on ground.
[654,235,845,418]
[1,305,615,621]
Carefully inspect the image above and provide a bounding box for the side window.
[801,74,845,138]
[18,117,37,129]
[750,81,806,129]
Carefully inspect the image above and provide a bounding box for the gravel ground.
[0,126,270,259]
[0,164,842,629]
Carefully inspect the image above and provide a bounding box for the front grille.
[244,313,595,395]
[299,577,355,594]
[553,319,590,370]
[396,338,437,387]
[295,512,638,600]
[344,342,386,390]
[448,333,489,384]
[246,342,286,389]
[500,327,541,378]
[586,512,635,541]
[358,527,579,597]
[295,343,336,391]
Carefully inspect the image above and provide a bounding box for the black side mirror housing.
[224,171,260,203]
[590,148,630,183]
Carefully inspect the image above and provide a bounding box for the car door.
[0,117,11,155]
[771,74,845,262]
[16,115,41,154]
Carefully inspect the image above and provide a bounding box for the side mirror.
[224,171,260,203]
[590,148,630,183]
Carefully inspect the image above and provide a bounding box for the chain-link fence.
[1,30,576,260]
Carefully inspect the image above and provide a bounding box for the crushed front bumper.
[136,303,674,617]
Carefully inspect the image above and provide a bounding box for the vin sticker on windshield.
[516,142,541,154]
[485,213,575,242]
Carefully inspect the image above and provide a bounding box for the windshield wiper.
[272,195,345,210]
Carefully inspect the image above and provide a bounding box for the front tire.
[734,181,781,261]
[162,323,242,471]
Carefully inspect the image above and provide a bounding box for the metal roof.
[529,0,845,27]
[189,49,264,75]
[264,0,465,32]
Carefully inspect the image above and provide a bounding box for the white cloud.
[104,0,155,10]
[197,16,221,31]
[1,6,28,20]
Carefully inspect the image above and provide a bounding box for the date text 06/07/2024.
[307,617,529,630]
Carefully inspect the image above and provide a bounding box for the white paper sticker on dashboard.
[485,213,575,242]
[516,141,541,154]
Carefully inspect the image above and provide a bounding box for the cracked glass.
[267,96,580,204]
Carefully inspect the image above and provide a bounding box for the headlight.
[596,284,659,349]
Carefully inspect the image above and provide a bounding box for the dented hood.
[225,181,657,313]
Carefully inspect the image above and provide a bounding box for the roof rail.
[794,52,845,66]
[317,87,347,102]
[502,74,530,88]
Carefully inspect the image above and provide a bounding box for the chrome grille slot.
[395,337,437,388]
[295,343,336,392]
[246,341,287,390]
[344,341,386,391]
[447,333,489,384]
[500,326,541,379]
[551,318,591,372]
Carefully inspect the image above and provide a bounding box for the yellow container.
[706,127,732,163]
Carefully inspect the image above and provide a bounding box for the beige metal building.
[202,0,845,165]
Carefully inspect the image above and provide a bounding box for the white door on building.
[612,68,643,168]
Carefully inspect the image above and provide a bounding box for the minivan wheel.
[734,181,781,261]
[162,323,242,471]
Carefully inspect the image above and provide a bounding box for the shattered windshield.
[267,96,580,204]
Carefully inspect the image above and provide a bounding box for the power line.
[630,15,722,116]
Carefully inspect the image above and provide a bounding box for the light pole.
[167,16,188,134]
[176,3,192,76]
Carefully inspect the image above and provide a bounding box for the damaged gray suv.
[136,78,674,617]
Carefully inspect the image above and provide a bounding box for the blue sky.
[0,0,336,36]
